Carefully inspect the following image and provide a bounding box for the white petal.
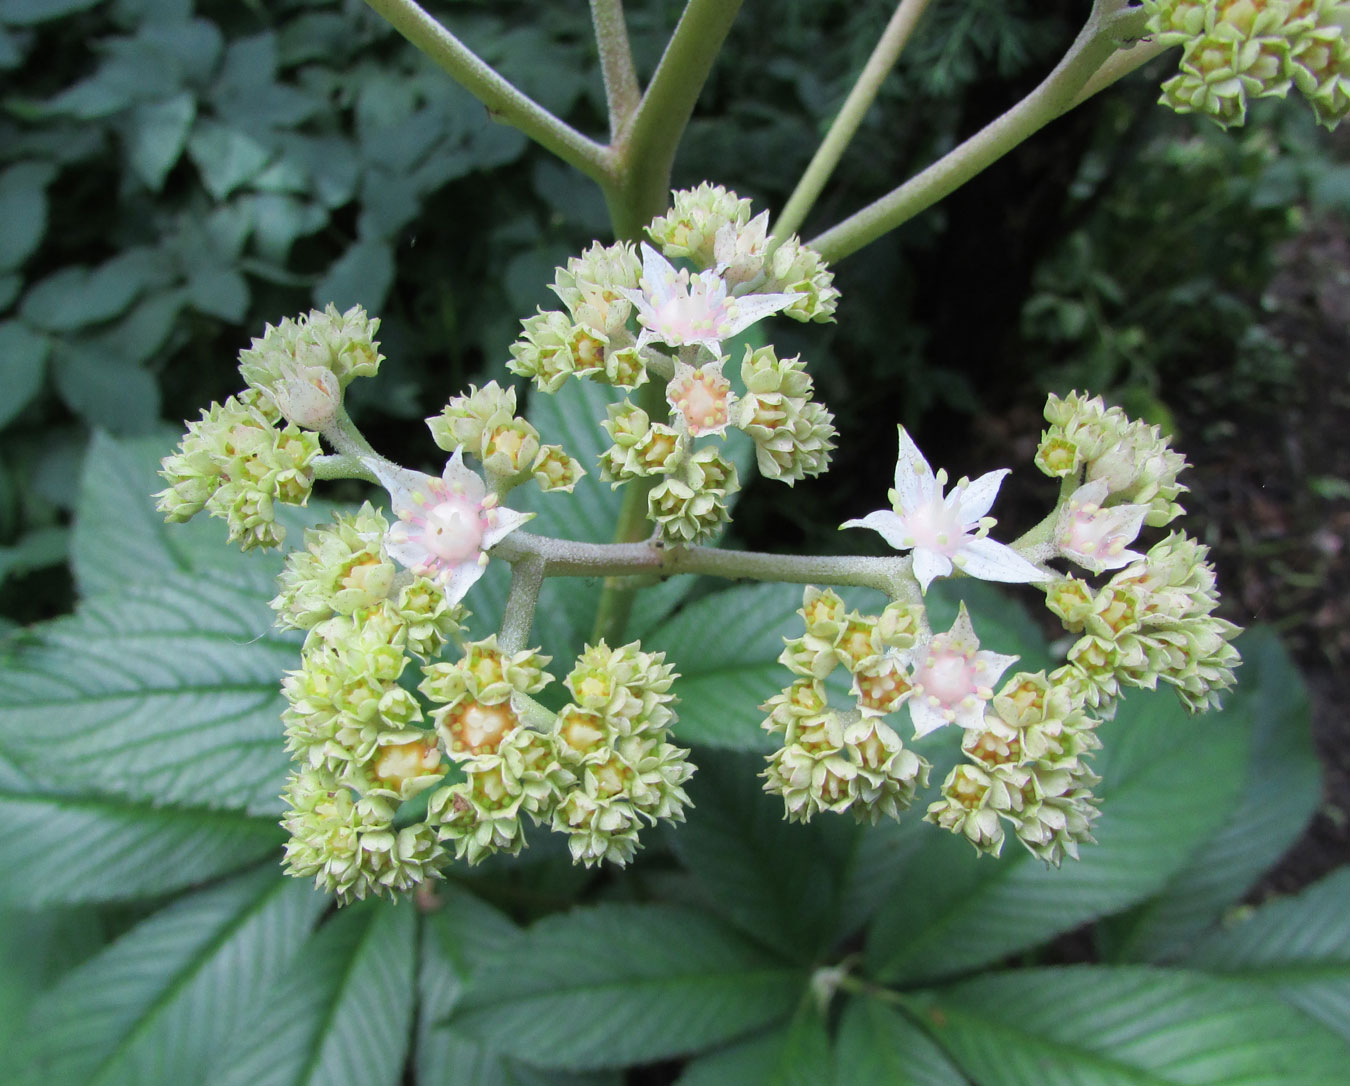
[441,448,486,503]
[908,697,950,739]
[956,468,1010,523]
[639,243,678,302]
[912,547,952,592]
[1069,478,1111,507]
[366,457,436,519]
[441,559,487,605]
[483,506,534,549]
[841,509,911,550]
[722,292,796,338]
[954,537,1050,584]
[892,427,937,513]
[974,649,1019,690]
[947,602,979,655]
[385,535,428,571]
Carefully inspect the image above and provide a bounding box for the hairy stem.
[363,0,615,185]
[808,4,1148,263]
[591,0,642,141]
[774,0,935,242]
[608,0,744,239]
[499,555,546,653]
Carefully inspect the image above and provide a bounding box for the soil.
[1182,219,1350,893]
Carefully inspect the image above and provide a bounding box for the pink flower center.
[912,642,978,708]
[422,495,484,564]
[904,496,966,557]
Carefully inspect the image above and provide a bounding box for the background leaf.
[919,965,1350,1085]
[451,903,805,1071]
[833,998,966,1086]
[866,687,1251,985]
[676,1005,831,1086]
[21,868,325,1086]
[207,899,417,1086]
[1184,867,1350,1044]
[1104,628,1320,962]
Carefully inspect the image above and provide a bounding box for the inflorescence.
[159,184,1241,900]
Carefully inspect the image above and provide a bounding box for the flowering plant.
[2,2,1345,1083]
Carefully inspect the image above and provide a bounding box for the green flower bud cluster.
[239,303,383,395]
[427,381,585,491]
[280,604,452,901]
[600,399,742,543]
[422,637,562,864]
[1037,391,1188,527]
[762,588,931,824]
[648,183,841,322]
[925,671,1101,864]
[1047,533,1242,714]
[420,638,693,868]
[156,388,319,550]
[735,345,837,485]
[509,246,647,394]
[550,640,693,866]
[272,504,463,658]
[1146,0,1350,129]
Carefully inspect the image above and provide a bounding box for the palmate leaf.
[866,687,1251,985]
[1184,867,1350,1044]
[675,1005,831,1086]
[19,868,326,1086]
[1104,628,1320,962]
[416,887,620,1086]
[450,903,806,1071]
[917,965,1350,1085]
[670,751,859,960]
[206,899,417,1086]
[833,998,966,1086]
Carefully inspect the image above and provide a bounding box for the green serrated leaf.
[1107,627,1320,962]
[866,688,1251,985]
[833,998,966,1086]
[0,320,50,428]
[921,965,1350,1085]
[127,92,196,191]
[1185,867,1350,1044]
[451,903,805,1071]
[206,900,416,1086]
[671,751,856,959]
[53,347,160,433]
[678,1004,831,1086]
[0,566,299,813]
[186,264,249,322]
[0,161,54,272]
[22,868,325,1086]
[0,784,285,906]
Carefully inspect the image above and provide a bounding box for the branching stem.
[774,0,935,242]
[591,0,641,140]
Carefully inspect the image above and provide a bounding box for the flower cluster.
[423,638,694,868]
[156,389,319,549]
[511,184,838,543]
[762,588,933,824]
[1146,0,1350,129]
[926,671,1102,863]
[278,511,463,902]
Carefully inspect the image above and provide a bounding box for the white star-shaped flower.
[366,450,532,604]
[618,243,794,356]
[1056,479,1148,574]
[842,426,1050,592]
[907,604,1018,738]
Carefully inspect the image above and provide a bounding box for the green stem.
[312,453,377,483]
[495,530,920,600]
[499,555,546,653]
[808,3,1147,263]
[589,378,668,644]
[1068,34,1170,110]
[362,0,615,186]
[591,0,641,141]
[608,0,745,239]
[773,0,935,242]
